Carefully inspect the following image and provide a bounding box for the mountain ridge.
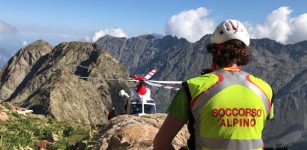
[0,40,130,125]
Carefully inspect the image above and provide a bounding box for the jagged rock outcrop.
[96,35,307,148]
[93,113,189,150]
[2,41,129,125]
[0,40,53,101]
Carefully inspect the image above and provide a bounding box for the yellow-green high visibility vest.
[187,69,273,150]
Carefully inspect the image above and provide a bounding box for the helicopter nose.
[132,74,139,79]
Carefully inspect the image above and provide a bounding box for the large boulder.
[94,113,189,150]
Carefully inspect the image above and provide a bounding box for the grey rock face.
[1,41,129,125]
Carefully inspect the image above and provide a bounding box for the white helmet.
[210,19,250,46]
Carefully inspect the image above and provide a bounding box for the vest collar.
[220,66,241,72]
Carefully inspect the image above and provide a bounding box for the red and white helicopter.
[78,65,182,116]
[118,68,182,116]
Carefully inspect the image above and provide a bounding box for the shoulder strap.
[267,89,275,120]
[271,89,275,105]
[182,81,195,150]
[182,81,192,100]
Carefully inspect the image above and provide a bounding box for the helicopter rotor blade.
[106,79,137,82]
[79,76,137,82]
[148,80,183,84]
[145,81,180,91]
[144,68,157,80]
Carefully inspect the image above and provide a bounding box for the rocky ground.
[92,113,189,150]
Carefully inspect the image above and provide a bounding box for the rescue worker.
[153,19,274,150]
[107,107,117,120]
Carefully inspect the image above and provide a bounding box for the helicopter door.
[144,104,156,114]
[129,103,142,114]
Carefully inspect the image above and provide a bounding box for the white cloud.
[165,7,215,42]
[86,28,128,42]
[250,7,307,44]
[242,21,256,38]
[288,13,307,44]
[22,41,28,46]
[0,20,17,35]
[0,21,22,53]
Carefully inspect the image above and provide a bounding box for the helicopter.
[118,68,182,116]
[78,66,182,116]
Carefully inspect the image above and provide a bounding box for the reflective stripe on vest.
[191,70,270,150]
[197,137,263,149]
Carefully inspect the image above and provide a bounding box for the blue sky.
[0,0,307,52]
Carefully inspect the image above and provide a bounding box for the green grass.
[0,110,91,150]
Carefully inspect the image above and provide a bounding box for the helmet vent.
[225,22,230,31]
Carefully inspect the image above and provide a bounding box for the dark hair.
[207,39,252,68]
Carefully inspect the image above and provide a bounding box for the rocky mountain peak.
[0,41,130,125]
[0,39,53,101]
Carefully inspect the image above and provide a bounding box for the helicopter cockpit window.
[130,104,142,114]
[146,100,154,103]
[130,98,139,102]
[144,104,156,114]
[138,81,145,86]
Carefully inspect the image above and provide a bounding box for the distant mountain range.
[0,48,13,67]
[0,55,8,67]
[0,34,306,148]
[0,39,24,67]
[95,34,307,149]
